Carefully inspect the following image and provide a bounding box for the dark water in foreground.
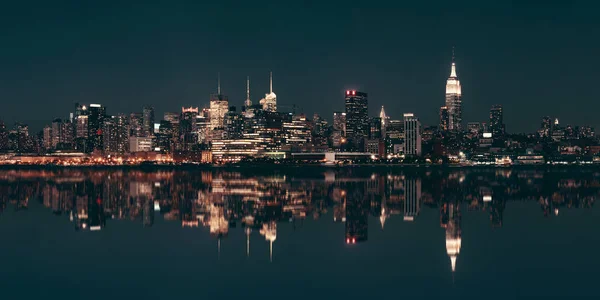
[0,168,599,299]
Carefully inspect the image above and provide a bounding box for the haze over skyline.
[0,1,598,132]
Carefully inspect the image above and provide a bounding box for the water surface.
[0,168,599,299]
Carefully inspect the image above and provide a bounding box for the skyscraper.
[259,72,277,112]
[104,114,129,154]
[210,76,229,131]
[489,104,504,138]
[142,106,155,137]
[333,112,346,135]
[439,106,449,132]
[129,112,143,137]
[403,113,421,156]
[344,90,368,150]
[445,50,462,132]
[87,104,106,151]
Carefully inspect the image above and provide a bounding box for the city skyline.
[0,2,599,132]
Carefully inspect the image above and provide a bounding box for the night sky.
[0,1,598,132]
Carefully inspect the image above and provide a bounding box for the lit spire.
[269,240,273,262]
[450,47,457,78]
[245,76,251,107]
[217,72,221,95]
[269,71,273,94]
[245,227,251,257]
[450,255,457,272]
[380,106,387,120]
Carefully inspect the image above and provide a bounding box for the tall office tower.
[114,114,129,154]
[379,106,388,138]
[180,107,199,149]
[445,49,463,132]
[259,72,277,112]
[333,112,346,135]
[224,106,244,139]
[103,117,118,154]
[403,178,421,221]
[489,104,504,138]
[439,106,449,132]
[104,116,129,154]
[51,118,62,148]
[538,116,552,137]
[312,113,329,147]
[0,121,7,151]
[156,120,174,151]
[210,76,229,130]
[43,125,52,150]
[87,104,106,151]
[369,117,383,140]
[344,90,368,150]
[60,120,74,149]
[403,113,422,156]
[76,114,89,138]
[142,106,155,136]
[129,112,143,137]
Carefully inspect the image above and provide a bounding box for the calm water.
[1,168,599,299]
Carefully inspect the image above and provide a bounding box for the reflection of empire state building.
[444,49,463,132]
[441,202,462,273]
[259,72,277,112]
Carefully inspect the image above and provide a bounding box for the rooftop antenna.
[269,71,273,94]
[452,46,455,63]
[247,76,250,100]
[217,72,221,95]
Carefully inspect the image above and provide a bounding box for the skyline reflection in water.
[0,168,599,299]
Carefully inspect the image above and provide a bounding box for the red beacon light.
[352,91,356,95]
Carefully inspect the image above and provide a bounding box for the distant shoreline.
[0,163,598,171]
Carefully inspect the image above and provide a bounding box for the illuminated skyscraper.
[103,114,129,154]
[142,106,155,136]
[333,112,346,135]
[344,90,368,150]
[489,104,504,138]
[445,49,462,132]
[210,75,229,130]
[87,104,106,151]
[403,113,421,156]
[42,125,52,150]
[439,106,449,132]
[259,72,277,112]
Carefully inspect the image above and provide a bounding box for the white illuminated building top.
[260,221,277,262]
[445,61,462,95]
[259,72,277,112]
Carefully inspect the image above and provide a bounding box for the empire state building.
[445,51,462,131]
